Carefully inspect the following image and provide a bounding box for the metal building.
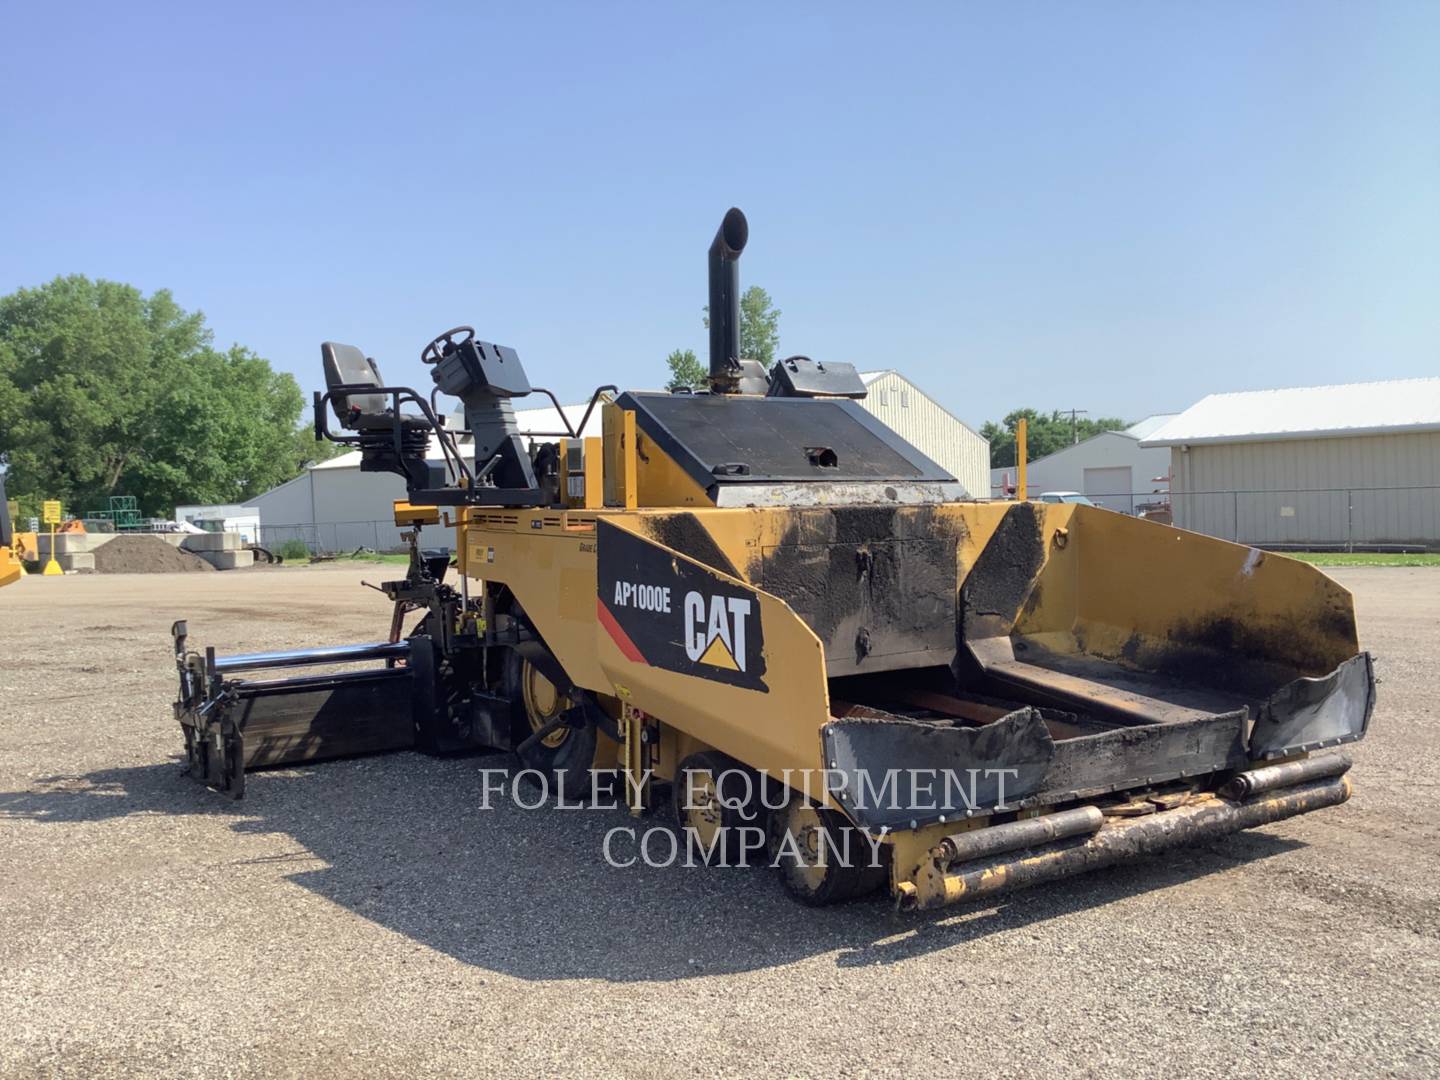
[858,371,990,498]
[1142,377,1440,549]
[988,415,1176,513]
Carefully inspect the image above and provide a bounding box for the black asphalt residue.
[645,513,742,579]
[961,502,1045,636]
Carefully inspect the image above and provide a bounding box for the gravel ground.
[0,565,1435,1079]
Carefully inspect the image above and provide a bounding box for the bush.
[276,539,312,562]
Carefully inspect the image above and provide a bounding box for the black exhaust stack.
[707,207,749,393]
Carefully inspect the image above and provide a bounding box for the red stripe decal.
[597,598,648,665]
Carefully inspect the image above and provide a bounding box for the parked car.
[1036,491,1098,506]
[1137,499,1173,526]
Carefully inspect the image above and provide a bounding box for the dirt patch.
[92,535,216,574]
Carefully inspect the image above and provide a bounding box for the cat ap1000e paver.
[172,209,1373,909]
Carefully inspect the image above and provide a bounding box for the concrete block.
[198,549,254,570]
[58,553,96,572]
[37,533,111,556]
[181,532,244,553]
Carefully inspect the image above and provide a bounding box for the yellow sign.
[41,500,63,575]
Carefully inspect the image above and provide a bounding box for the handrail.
[314,383,474,487]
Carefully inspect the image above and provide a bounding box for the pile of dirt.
[92,535,216,574]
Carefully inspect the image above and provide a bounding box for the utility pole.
[1058,408,1089,444]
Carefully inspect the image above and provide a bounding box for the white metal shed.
[1142,377,1440,548]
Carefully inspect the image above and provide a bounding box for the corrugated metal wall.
[250,473,313,526]
[858,372,990,498]
[251,465,413,552]
[1169,431,1440,546]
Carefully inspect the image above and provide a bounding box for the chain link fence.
[1082,486,1440,551]
[249,520,412,555]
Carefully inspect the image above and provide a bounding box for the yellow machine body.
[172,209,1373,909]
[453,404,1370,905]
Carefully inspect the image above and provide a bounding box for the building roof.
[1141,377,1440,447]
[313,400,602,471]
[1122,414,1177,441]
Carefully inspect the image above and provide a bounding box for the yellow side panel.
[626,508,769,582]
[463,510,611,691]
[557,565,594,623]
[462,506,836,787]
[0,547,21,588]
[953,500,1359,680]
[634,432,711,508]
[602,400,712,508]
[593,524,833,790]
[1039,504,1357,676]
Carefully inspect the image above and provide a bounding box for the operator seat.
[320,341,434,490]
[321,342,429,434]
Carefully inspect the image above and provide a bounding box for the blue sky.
[3,3,1436,429]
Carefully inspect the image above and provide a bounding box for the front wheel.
[503,650,596,801]
[767,794,887,905]
[672,752,766,866]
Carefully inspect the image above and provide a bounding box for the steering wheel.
[421,326,476,365]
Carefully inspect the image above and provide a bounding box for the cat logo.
[597,521,768,692]
[684,592,751,672]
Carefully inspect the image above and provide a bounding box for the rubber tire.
[671,752,766,867]
[503,649,597,802]
[767,795,888,906]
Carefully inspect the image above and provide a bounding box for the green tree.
[981,409,1129,469]
[736,285,781,366]
[0,275,329,516]
[664,348,707,392]
[699,284,783,368]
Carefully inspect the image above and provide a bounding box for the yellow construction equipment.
[0,541,21,588]
[0,478,29,588]
[171,210,1373,909]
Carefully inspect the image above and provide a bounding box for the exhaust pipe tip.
[713,207,748,259]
